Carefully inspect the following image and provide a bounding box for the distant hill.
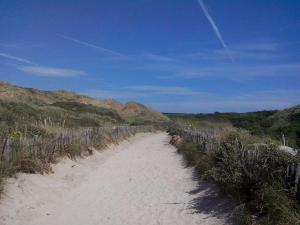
[165,106,300,148]
[0,81,169,137]
[265,105,300,146]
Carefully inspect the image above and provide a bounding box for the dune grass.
[0,99,127,139]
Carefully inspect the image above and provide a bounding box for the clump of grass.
[11,155,40,174]
[65,140,82,159]
[9,154,52,175]
[177,140,213,176]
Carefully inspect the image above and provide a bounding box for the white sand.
[0,132,231,225]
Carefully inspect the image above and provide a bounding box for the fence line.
[0,125,156,169]
[174,128,300,198]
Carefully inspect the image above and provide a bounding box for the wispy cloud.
[197,0,233,61]
[126,85,201,95]
[176,63,300,79]
[213,49,278,61]
[0,52,87,77]
[0,52,34,65]
[58,34,124,57]
[232,42,279,52]
[85,85,204,102]
[0,42,43,50]
[18,66,86,77]
[84,89,145,101]
[143,53,176,62]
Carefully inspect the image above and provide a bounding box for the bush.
[256,184,299,225]
[171,127,300,225]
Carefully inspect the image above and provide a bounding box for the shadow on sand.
[187,179,236,223]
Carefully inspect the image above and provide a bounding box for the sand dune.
[0,132,231,225]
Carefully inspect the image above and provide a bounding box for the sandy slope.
[0,132,231,225]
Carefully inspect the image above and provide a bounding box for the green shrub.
[171,127,300,225]
[166,107,300,148]
[256,184,299,225]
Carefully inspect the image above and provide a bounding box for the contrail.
[0,52,34,64]
[58,34,124,57]
[197,0,234,61]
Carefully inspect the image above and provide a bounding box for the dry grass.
[9,153,53,175]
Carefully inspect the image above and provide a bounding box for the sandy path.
[0,132,231,225]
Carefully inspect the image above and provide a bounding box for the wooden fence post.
[295,164,300,196]
[1,138,7,161]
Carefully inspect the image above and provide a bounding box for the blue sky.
[0,0,299,113]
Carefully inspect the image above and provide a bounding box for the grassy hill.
[265,105,300,147]
[165,105,300,148]
[0,81,168,138]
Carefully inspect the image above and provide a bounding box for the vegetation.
[0,81,169,139]
[52,101,122,118]
[165,105,300,148]
[0,81,167,196]
[167,105,300,224]
[0,99,123,138]
[1,80,299,223]
[0,81,169,137]
[170,126,300,225]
